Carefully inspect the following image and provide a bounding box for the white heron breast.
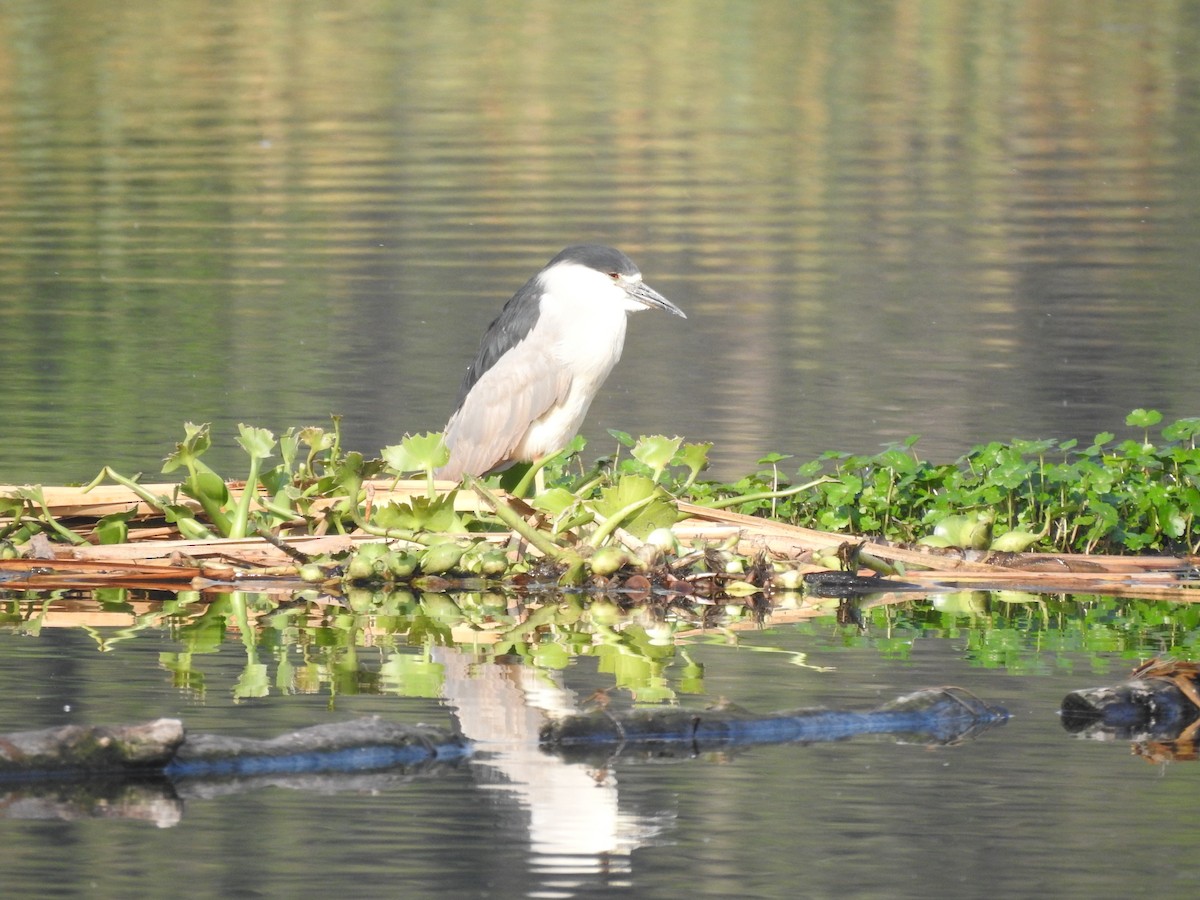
[512,288,631,460]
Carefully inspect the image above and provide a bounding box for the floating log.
[0,717,469,781]
[540,687,1009,762]
[0,690,1010,822]
[0,719,185,776]
[165,718,469,779]
[1,688,1005,784]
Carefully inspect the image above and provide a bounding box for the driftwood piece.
[0,718,471,826]
[166,718,469,779]
[0,716,468,780]
[676,502,1005,572]
[0,719,185,775]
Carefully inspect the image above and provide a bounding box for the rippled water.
[1,604,1197,899]
[3,1,1200,896]
[2,1,1198,486]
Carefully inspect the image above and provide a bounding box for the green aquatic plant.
[5,410,1200,583]
[0,485,89,545]
[85,420,373,541]
[380,431,449,498]
[685,410,1200,555]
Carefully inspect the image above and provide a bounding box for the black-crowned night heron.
[438,244,686,481]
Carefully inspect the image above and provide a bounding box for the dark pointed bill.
[625,280,687,318]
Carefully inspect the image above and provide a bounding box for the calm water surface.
[1,606,1196,899]
[2,1,1200,897]
[1,0,1198,484]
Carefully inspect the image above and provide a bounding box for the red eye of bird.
[608,272,620,280]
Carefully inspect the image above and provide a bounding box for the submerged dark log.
[540,687,1009,761]
[166,718,469,779]
[0,720,472,826]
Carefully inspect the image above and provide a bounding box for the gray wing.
[451,275,543,409]
[438,333,570,479]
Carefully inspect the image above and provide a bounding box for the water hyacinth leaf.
[592,474,656,516]
[157,503,215,540]
[1163,417,1200,444]
[675,442,712,488]
[333,451,385,488]
[632,435,683,482]
[873,447,918,474]
[373,492,462,533]
[529,488,578,518]
[382,432,450,475]
[1159,504,1187,539]
[323,451,386,522]
[298,423,334,449]
[278,428,301,474]
[590,474,681,540]
[558,434,587,459]
[297,423,339,473]
[11,485,87,545]
[1009,438,1058,457]
[236,424,276,461]
[532,433,586,476]
[0,496,29,540]
[1126,408,1163,429]
[162,422,213,475]
[258,465,292,499]
[624,496,681,540]
[529,487,593,533]
[96,508,139,545]
[182,469,233,536]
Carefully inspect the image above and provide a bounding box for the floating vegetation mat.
[1,480,1197,606]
